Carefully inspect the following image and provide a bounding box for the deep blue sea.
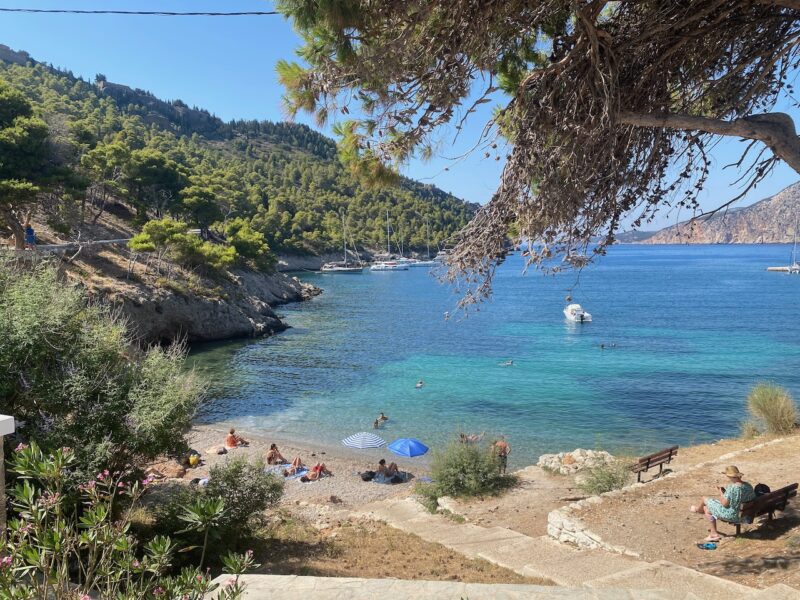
[191,245,800,466]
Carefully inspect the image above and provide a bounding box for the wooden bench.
[722,483,798,535]
[631,445,679,482]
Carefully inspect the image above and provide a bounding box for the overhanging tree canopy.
[277,0,800,305]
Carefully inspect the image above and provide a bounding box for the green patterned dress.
[707,482,756,522]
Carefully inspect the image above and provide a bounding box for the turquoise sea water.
[191,245,800,466]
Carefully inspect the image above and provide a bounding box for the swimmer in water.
[415,380,424,389]
[501,360,514,366]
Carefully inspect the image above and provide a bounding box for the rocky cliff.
[108,269,318,344]
[625,181,800,244]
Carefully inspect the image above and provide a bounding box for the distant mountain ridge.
[617,182,800,244]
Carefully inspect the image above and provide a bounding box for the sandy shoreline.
[186,423,428,510]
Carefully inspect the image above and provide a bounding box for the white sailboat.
[322,213,363,273]
[371,210,410,271]
[410,218,438,267]
[767,221,800,274]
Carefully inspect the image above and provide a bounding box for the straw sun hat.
[721,466,744,478]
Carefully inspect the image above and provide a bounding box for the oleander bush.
[0,443,257,600]
[417,440,516,511]
[747,382,798,435]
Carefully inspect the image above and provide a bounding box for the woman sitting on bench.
[690,465,755,542]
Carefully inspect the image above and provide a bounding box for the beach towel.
[265,463,291,475]
[286,468,308,480]
[373,471,410,485]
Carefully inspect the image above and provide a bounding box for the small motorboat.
[564,303,592,323]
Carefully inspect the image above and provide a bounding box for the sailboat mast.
[341,212,348,266]
[386,209,391,255]
[425,218,431,260]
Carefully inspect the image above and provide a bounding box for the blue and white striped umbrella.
[342,432,386,449]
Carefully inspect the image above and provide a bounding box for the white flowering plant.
[0,442,257,599]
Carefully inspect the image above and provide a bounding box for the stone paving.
[351,497,762,599]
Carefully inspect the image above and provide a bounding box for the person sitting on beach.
[282,456,305,477]
[225,428,249,449]
[377,458,399,477]
[266,443,286,465]
[492,438,511,475]
[415,380,424,388]
[378,411,389,422]
[303,463,332,481]
[689,465,755,542]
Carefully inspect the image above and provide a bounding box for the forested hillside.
[0,46,475,262]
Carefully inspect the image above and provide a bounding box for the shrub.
[0,258,204,479]
[740,420,761,440]
[578,458,632,495]
[416,440,516,510]
[747,382,798,435]
[225,217,277,271]
[206,457,284,530]
[1,443,257,599]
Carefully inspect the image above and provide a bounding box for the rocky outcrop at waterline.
[111,269,319,344]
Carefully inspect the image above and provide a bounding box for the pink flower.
[60,447,72,454]
[225,578,236,588]
[245,549,253,557]
[96,472,106,481]
[153,586,164,596]
[80,595,91,600]
[0,555,12,568]
[117,481,126,488]
[14,443,28,453]
[195,575,204,582]
[132,559,140,568]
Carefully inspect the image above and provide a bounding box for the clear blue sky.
[2,0,798,230]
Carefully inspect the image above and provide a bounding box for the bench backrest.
[631,445,679,473]
[741,483,798,519]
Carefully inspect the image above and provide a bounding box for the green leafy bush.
[1,442,257,599]
[416,440,516,510]
[0,258,204,478]
[578,458,632,495]
[747,382,798,435]
[225,217,277,271]
[206,457,284,530]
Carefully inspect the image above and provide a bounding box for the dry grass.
[251,514,553,585]
[747,383,798,435]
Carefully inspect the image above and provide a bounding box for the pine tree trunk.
[0,206,25,249]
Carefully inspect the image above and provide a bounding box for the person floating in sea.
[460,432,485,444]
[500,360,514,366]
[225,428,249,449]
[415,380,424,388]
[373,418,382,429]
[600,344,605,350]
[492,437,511,475]
[377,412,389,423]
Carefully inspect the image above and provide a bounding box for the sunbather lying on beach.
[225,428,249,449]
[266,443,286,465]
[302,463,332,482]
[377,458,399,477]
[282,456,305,477]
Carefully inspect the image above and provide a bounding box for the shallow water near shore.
[191,244,800,467]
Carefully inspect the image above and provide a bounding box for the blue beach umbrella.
[342,432,386,449]
[388,438,429,457]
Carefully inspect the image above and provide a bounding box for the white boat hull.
[564,303,592,322]
[370,262,409,271]
[409,260,437,267]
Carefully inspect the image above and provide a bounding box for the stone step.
[213,574,699,599]
[743,583,800,599]
[585,560,752,600]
